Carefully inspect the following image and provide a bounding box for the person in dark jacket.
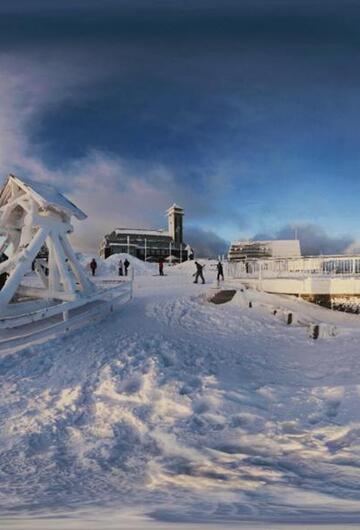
[193,261,205,284]
[0,252,8,290]
[118,259,123,276]
[159,258,164,276]
[124,258,130,276]
[217,261,224,282]
[90,258,97,276]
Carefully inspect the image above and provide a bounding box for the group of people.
[117,258,130,277]
[157,258,224,284]
[89,258,130,277]
[193,260,224,284]
[2,251,223,291]
[89,256,224,284]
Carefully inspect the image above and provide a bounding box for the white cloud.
[0,52,180,250]
[0,50,241,252]
[68,152,177,250]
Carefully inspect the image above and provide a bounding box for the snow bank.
[77,252,156,277]
[2,274,360,526]
[169,259,219,281]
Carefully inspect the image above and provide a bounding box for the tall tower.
[167,204,184,245]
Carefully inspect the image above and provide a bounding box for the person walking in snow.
[118,259,123,276]
[193,261,205,284]
[124,258,130,276]
[90,258,97,276]
[159,258,164,276]
[217,261,224,282]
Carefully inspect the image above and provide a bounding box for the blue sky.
[0,0,359,254]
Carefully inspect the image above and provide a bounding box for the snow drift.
[2,268,360,526]
[78,252,157,276]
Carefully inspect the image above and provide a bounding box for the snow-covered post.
[127,235,130,254]
[258,260,263,289]
[130,265,134,300]
[0,226,49,311]
[144,238,147,262]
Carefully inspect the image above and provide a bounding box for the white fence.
[227,256,360,280]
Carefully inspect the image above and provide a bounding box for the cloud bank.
[185,227,229,258]
[254,223,354,256]
[0,51,236,254]
[0,4,359,256]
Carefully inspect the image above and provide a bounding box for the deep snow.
[1,257,360,528]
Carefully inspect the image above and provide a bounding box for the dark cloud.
[0,0,360,251]
[254,223,354,256]
[0,0,356,13]
[0,1,360,48]
[186,227,229,258]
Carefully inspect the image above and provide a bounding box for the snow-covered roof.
[0,175,87,221]
[230,239,301,258]
[166,203,184,213]
[232,239,298,245]
[114,228,170,237]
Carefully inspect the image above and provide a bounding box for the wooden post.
[0,227,49,311]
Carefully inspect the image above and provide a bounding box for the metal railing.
[227,255,360,280]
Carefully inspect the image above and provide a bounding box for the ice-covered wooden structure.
[0,174,132,351]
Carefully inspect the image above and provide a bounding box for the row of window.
[137,249,182,257]
[109,236,172,244]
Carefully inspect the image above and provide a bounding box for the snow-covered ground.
[2,257,360,528]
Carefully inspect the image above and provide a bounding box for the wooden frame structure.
[0,174,132,351]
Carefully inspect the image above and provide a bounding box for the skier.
[193,261,205,284]
[217,261,224,282]
[118,259,123,276]
[124,258,130,276]
[90,258,97,276]
[159,258,164,276]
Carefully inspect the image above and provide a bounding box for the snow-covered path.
[2,266,360,527]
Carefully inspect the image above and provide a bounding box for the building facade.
[99,204,193,262]
[228,239,301,262]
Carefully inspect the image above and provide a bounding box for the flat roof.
[231,240,300,245]
[114,228,170,236]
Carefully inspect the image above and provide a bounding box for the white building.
[228,239,301,262]
[100,203,193,262]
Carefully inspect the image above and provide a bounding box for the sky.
[0,0,360,255]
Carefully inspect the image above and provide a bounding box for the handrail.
[227,255,360,279]
[0,281,132,329]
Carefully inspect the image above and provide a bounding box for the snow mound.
[104,253,156,276]
[171,259,218,274]
[77,252,156,277]
[3,275,360,525]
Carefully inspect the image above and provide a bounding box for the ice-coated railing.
[227,255,360,279]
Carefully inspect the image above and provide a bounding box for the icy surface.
[2,258,360,527]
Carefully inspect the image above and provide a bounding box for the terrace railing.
[227,256,360,280]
